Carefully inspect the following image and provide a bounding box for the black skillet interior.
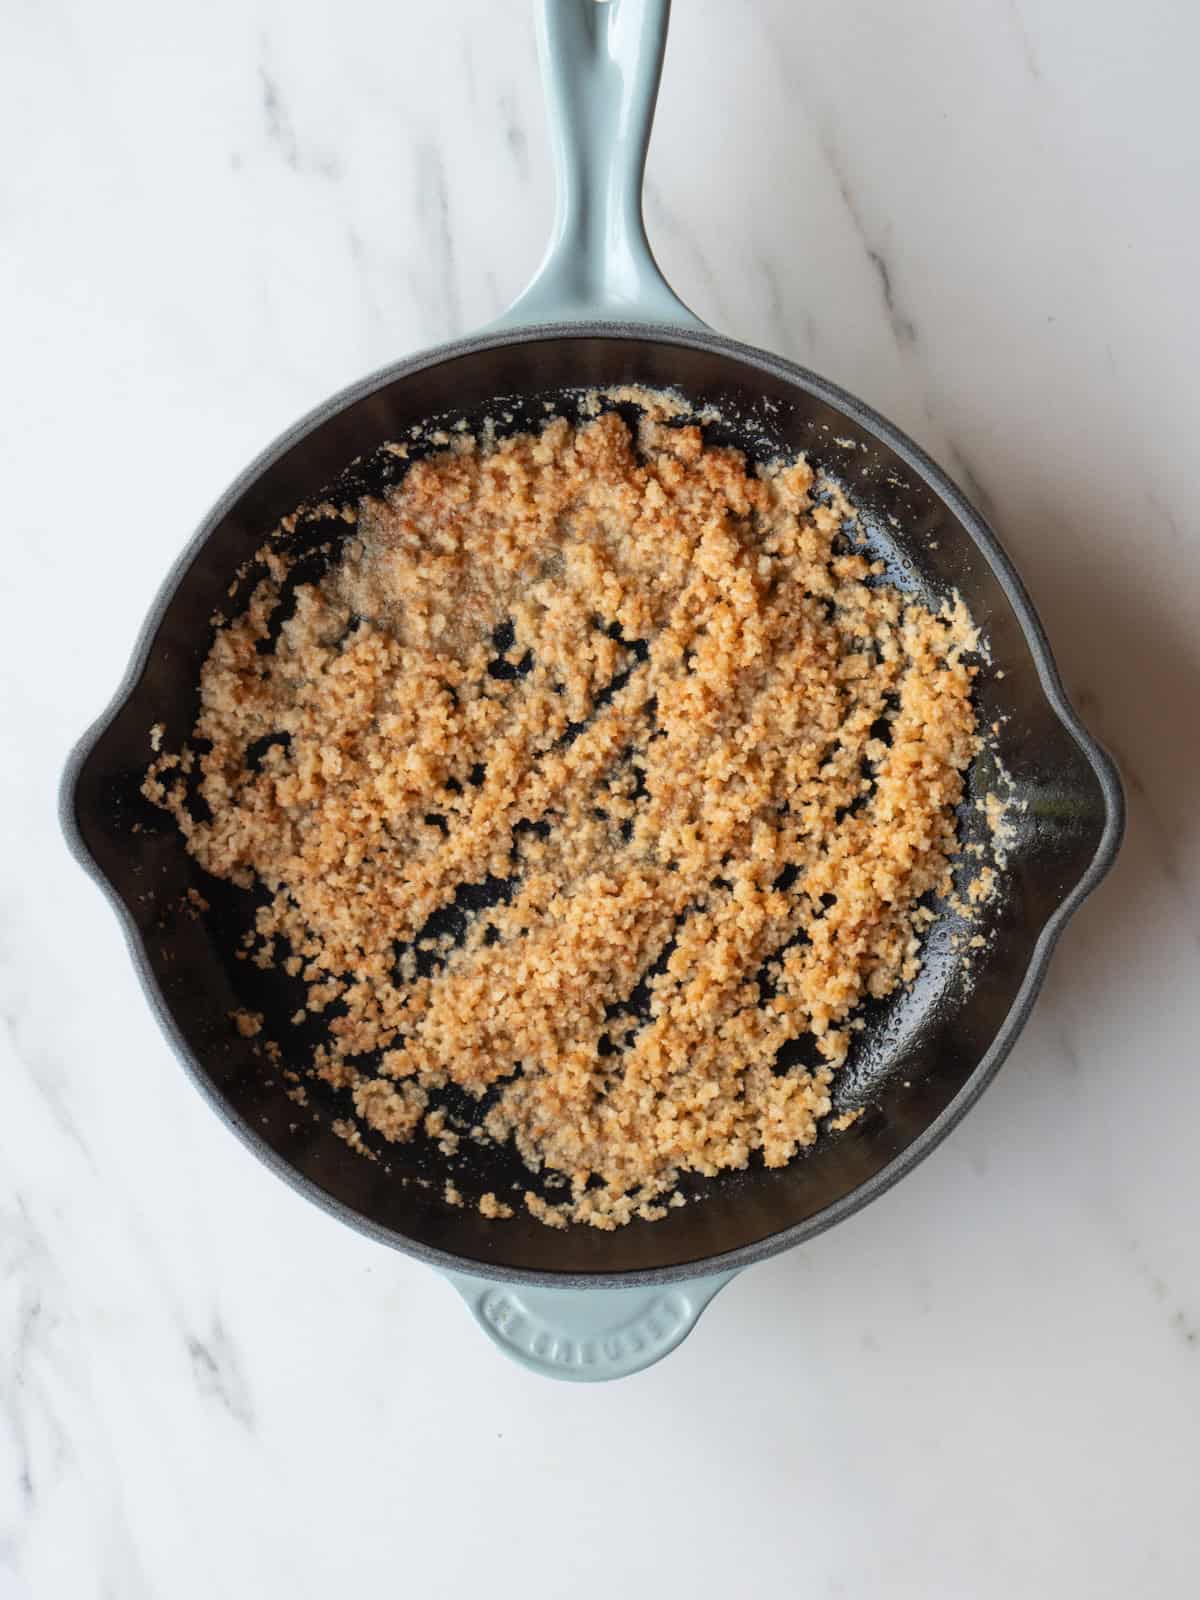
[66,331,1118,1280]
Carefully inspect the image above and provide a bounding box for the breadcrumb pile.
[145,410,980,1228]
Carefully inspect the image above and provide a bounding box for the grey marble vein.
[816,134,918,351]
[1113,1226,1199,1353]
[258,42,342,181]
[643,175,732,327]
[941,435,999,522]
[413,141,463,338]
[0,978,94,1175]
[345,223,388,349]
[497,86,530,182]
[866,246,917,349]
[1147,490,1185,546]
[757,255,817,364]
[259,61,296,168]
[1170,1309,1199,1348]
[966,1141,991,1177]
[1052,1023,1083,1078]
[187,1317,255,1429]
[1006,0,1044,83]
[0,1197,74,1575]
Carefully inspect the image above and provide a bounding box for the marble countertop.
[4,0,1198,1594]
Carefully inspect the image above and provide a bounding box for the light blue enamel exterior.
[489,0,705,332]
[448,1269,737,1382]
[454,0,735,1380]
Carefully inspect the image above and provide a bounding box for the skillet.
[60,0,1123,1379]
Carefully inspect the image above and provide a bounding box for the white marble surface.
[3,0,1199,1594]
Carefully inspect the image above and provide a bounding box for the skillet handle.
[491,0,707,332]
[457,0,716,1382]
[446,1267,737,1381]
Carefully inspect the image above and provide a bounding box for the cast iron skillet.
[61,0,1122,1379]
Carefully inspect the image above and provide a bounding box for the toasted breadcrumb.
[967,866,996,904]
[828,1108,864,1132]
[524,1191,568,1230]
[145,411,982,1227]
[332,1117,377,1160]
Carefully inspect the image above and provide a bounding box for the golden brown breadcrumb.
[144,410,981,1227]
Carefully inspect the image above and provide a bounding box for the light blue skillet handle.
[448,1269,737,1382]
[451,0,731,1383]
[489,0,707,332]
